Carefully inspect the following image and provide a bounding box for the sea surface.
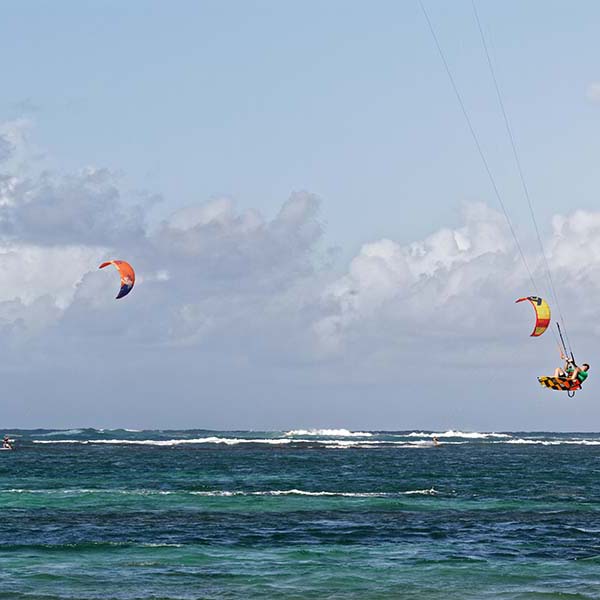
[2,429,600,599]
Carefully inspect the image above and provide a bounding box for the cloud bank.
[1,120,598,430]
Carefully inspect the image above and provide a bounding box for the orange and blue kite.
[99,260,135,299]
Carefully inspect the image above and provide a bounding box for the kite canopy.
[515,296,550,337]
[99,260,135,299]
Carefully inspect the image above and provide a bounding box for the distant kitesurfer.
[554,353,589,384]
[432,436,440,447]
[2,435,13,450]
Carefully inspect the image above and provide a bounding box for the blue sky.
[1,1,600,429]
[4,1,600,251]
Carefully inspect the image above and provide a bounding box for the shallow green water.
[2,428,600,598]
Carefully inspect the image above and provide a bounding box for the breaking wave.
[33,437,296,446]
[36,429,85,437]
[0,488,439,498]
[407,430,511,439]
[284,429,372,437]
[28,431,600,448]
[32,437,464,448]
[504,439,600,446]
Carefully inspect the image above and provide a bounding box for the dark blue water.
[2,428,600,598]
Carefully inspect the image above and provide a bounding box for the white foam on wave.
[37,437,375,447]
[33,437,296,446]
[313,439,453,449]
[192,489,385,497]
[247,489,438,497]
[404,487,438,495]
[504,438,600,446]
[33,439,84,444]
[32,437,468,448]
[319,439,382,447]
[36,429,85,437]
[284,429,372,437]
[0,488,439,498]
[327,439,467,448]
[407,430,511,439]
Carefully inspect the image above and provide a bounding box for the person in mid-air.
[554,353,590,384]
[2,435,13,450]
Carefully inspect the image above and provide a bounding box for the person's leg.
[569,367,581,381]
[554,367,566,377]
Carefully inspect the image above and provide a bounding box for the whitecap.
[32,436,472,449]
[284,429,372,437]
[36,429,84,437]
[0,487,440,498]
[404,487,438,495]
[192,488,439,497]
[503,438,600,446]
[33,439,87,444]
[192,489,389,498]
[33,437,295,446]
[407,430,511,439]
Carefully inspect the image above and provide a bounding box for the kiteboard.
[538,376,581,393]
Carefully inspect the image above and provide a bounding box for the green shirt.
[566,365,588,383]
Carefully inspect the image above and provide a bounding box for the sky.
[1,1,600,430]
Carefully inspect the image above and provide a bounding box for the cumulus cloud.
[0,129,327,356]
[0,128,594,368]
[0,137,14,163]
[0,119,34,171]
[314,203,523,356]
[155,192,321,288]
[2,119,600,428]
[0,167,146,246]
[309,200,600,409]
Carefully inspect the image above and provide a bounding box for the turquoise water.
[2,429,600,598]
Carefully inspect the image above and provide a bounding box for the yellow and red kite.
[515,296,550,337]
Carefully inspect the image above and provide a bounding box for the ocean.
[2,428,600,599]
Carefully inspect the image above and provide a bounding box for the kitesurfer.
[2,435,13,450]
[554,354,590,384]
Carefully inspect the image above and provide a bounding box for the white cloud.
[0,243,104,309]
[587,82,600,103]
[314,203,522,356]
[2,119,600,428]
[0,139,593,375]
[167,197,262,232]
[0,119,36,174]
[0,167,146,246]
